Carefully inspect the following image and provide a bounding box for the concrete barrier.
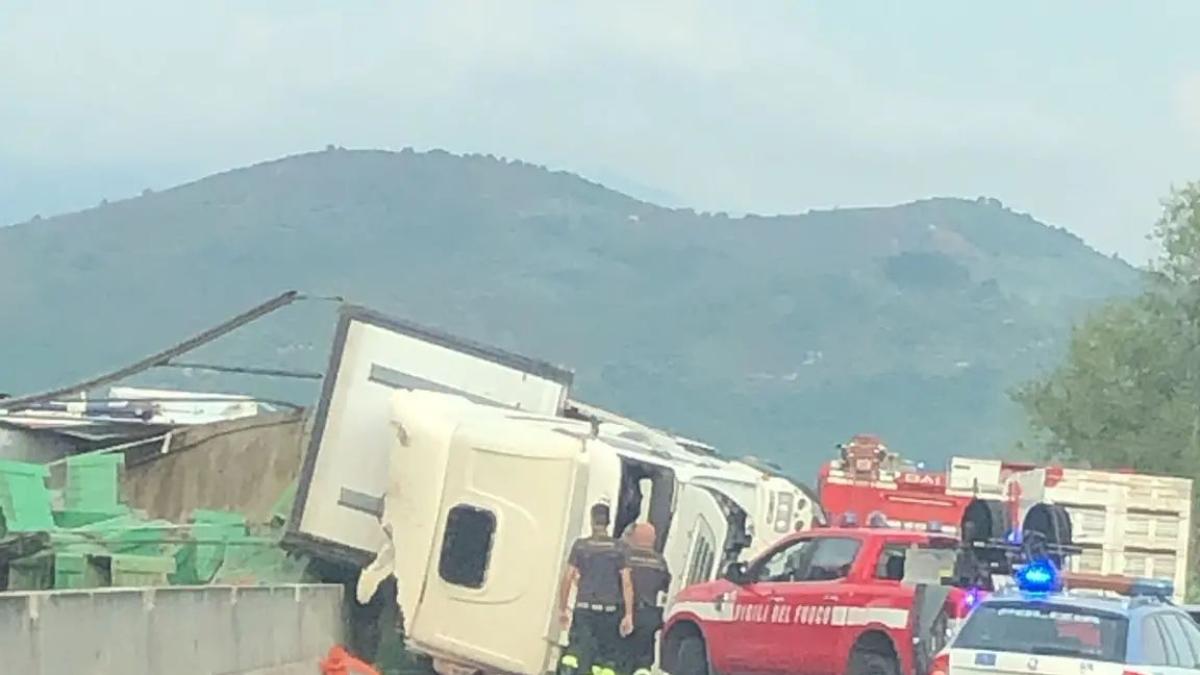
[0,583,344,674]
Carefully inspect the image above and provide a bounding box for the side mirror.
[723,562,748,584]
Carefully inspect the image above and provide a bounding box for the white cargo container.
[287,305,575,564]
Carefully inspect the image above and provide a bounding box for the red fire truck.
[817,434,1045,535]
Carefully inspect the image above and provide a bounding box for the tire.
[674,635,710,675]
[847,650,900,675]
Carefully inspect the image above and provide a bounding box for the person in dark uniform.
[619,522,672,675]
[558,502,634,675]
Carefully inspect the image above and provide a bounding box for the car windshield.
[953,602,1128,663]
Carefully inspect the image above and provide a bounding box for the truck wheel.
[848,650,899,675]
[675,636,710,675]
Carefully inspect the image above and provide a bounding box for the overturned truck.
[283,306,822,675]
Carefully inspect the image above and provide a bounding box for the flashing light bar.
[1014,559,1061,594]
[1062,572,1175,599]
[830,513,953,533]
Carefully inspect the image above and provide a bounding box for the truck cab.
[349,388,758,675]
[661,527,972,675]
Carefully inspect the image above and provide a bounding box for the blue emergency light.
[962,587,984,609]
[1014,558,1061,594]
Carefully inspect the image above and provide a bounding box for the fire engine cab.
[818,435,973,534]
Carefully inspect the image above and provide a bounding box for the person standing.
[558,502,634,675]
[619,523,672,675]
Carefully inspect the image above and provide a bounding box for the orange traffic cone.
[320,645,381,675]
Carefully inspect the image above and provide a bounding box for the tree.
[1015,183,1200,599]
[1014,182,1200,476]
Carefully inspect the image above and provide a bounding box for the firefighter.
[558,502,634,675]
[619,522,671,675]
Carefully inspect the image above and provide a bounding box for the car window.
[1139,616,1171,666]
[1157,616,1186,667]
[876,543,908,581]
[953,602,1128,663]
[1172,614,1200,668]
[875,540,957,581]
[750,537,860,583]
[1158,614,1199,668]
[798,538,861,582]
[751,538,814,583]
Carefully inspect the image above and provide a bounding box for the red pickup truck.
[660,526,974,675]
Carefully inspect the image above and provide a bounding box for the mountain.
[0,148,1139,478]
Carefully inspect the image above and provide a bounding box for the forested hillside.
[0,148,1139,475]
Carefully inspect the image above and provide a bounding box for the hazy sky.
[3,2,1198,263]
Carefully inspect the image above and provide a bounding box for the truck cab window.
[439,504,496,589]
[688,533,716,587]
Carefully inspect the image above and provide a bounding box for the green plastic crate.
[54,509,128,529]
[211,538,311,585]
[63,454,125,512]
[109,554,176,588]
[54,552,109,589]
[76,515,176,556]
[171,509,248,585]
[0,460,55,534]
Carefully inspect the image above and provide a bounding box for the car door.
[773,537,864,675]
[722,537,819,674]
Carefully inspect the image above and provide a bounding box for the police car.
[932,559,1200,675]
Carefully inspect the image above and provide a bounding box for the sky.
[2,2,1198,263]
